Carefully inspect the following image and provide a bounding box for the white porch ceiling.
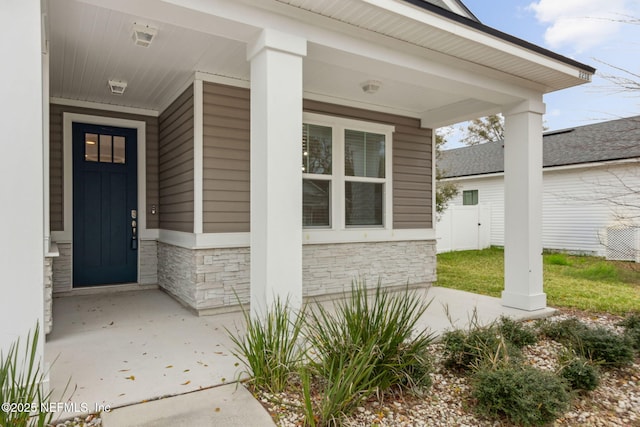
[46,0,591,124]
[48,0,249,112]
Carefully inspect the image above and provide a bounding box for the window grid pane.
[113,136,126,164]
[345,182,383,226]
[85,133,98,162]
[302,124,332,175]
[99,134,113,163]
[345,130,385,178]
[303,179,331,227]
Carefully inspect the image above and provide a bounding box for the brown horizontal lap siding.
[48,103,159,231]
[303,100,433,229]
[202,82,250,233]
[159,86,194,232]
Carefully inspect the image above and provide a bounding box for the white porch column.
[501,99,546,311]
[247,29,306,317]
[0,0,44,353]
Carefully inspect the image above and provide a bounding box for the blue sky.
[442,0,640,148]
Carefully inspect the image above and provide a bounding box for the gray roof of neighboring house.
[439,116,640,179]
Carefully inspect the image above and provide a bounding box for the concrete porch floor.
[44,287,554,422]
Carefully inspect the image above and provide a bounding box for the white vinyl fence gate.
[436,204,491,253]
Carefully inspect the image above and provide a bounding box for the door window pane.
[113,136,126,164]
[345,130,385,178]
[99,134,113,163]
[302,124,332,174]
[85,133,98,162]
[345,182,383,226]
[303,179,331,227]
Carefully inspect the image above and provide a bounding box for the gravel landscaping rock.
[256,309,640,427]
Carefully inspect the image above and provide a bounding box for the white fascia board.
[363,0,590,79]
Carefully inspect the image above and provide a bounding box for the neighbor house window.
[302,113,393,230]
[463,190,478,205]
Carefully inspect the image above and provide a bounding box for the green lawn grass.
[436,247,640,315]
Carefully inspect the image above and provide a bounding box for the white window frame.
[303,112,394,232]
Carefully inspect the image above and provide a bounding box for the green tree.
[435,129,459,215]
[461,114,504,146]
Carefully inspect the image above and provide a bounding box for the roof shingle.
[439,116,640,178]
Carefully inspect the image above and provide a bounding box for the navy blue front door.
[73,123,138,286]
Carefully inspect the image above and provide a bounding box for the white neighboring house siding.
[443,161,640,256]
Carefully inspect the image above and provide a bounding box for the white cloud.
[528,0,631,52]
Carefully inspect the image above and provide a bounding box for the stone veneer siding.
[53,242,72,293]
[303,241,436,298]
[157,240,436,313]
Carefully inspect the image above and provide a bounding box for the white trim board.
[157,229,435,250]
[50,98,159,117]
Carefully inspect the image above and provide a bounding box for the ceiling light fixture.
[132,23,157,48]
[108,79,127,95]
[360,80,382,94]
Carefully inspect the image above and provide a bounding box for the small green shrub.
[536,318,589,343]
[442,319,526,372]
[497,316,537,348]
[545,253,571,266]
[442,328,514,372]
[472,365,570,426]
[578,326,634,368]
[537,318,634,368]
[227,297,305,393]
[1,324,54,427]
[559,356,600,392]
[617,313,640,350]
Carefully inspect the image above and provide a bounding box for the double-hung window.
[302,113,393,230]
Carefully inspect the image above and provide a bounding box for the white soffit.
[276,0,593,92]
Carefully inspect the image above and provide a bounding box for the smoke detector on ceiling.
[361,80,382,94]
[132,23,157,48]
[108,79,127,95]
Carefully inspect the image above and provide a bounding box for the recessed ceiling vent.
[132,23,157,48]
[108,79,127,95]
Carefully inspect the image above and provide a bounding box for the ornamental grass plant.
[0,324,54,427]
[302,281,435,425]
[227,297,305,393]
